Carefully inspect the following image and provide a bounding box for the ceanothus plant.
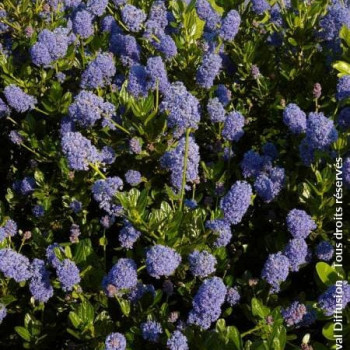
[0,0,349,349]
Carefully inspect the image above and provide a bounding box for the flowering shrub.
[0,0,349,349]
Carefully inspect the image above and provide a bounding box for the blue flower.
[92,176,123,215]
[161,82,201,136]
[283,238,308,272]
[206,219,232,247]
[146,245,181,279]
[196,0,220,31]
[220,181,252,225]
[188,277,226,329]
[69,90,115,128]
[207,97,226,123]
[72,10,94,39]
[103,258,138,296]
[30,28,69,66]
[188,250,217,278]
[0,305,7,324]
[167,330,189,350]
[281,301,307,327]
[29,259,53,303]
[316,241,334,261]
[283,103,307,134]
[286,209,316,239]
[226,287,240,306]
[110,34,141,67]
[160,135,200,191]
[118,221,141,249]
[86,0,108,16]
[261,252,290,293]
[4,85,37,113]
[70,200,82,213]
[251,0,271,15]
[319,281,350,316]
[216,84,231,106]
[254,167,285,203]
[61,132,101,170]
[338,107,350,129]
[146,56,169,94]
[56,259,81,292]
[0,248,32,282]
[32,205,45,218]
[197,53,222,89]
[81,53,116,89]
[219,10,241,41]
[336,75,350,101]
[305,112,338,150]
[222,111,245,142]
[0,98,10,118]
[121,5,146,32]
[105,332,126,350]
[141,320,163,342]
[127,65,148,97]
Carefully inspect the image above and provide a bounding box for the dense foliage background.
[0,0,349,349]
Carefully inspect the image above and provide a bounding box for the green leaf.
[69,312,82,329]
[340,25,350,46]
[15,327,31,342]
[316,262,339,286]
[227,326,243,350]
[74,238,94,265]
[251,298,270,319]
[333,61,350,76]
[117,298,130,317]
[322,322,334,341]
[77,300,94,325]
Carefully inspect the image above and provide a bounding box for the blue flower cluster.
[315,241,334,261]
[56,259,81,291]
[318,281,350,316]
[68,91,115,128]
[81,53,116,89]
[281,301,307,327]
[92,176,123,215]
[160,82,201,137]
[261,252,290,293]
[286,209,316,239]
[105,332,126,350]
[205,219,232,247]
[4,85,37,113]
[188,277,226,329]
[140,320,163,342]
[31,28,69,66]
[160,135,200,191]
[103,258,138,297]
[188,250,217,278]
[118,221,141,249]
[146,245,181,279]
[220,181,252,225]
[29,259,54,302]
[167,330,188,350]
[0,248,32,282]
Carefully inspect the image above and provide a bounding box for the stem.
[34,107,49,116]
[241,324,265,338]
[103,229,107,271]
[21,143,43,159]
[6,116,18,125]
[109,118,131,135]
[89,163,107,179]
[18,237,26,253]
[179,129,191,210]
